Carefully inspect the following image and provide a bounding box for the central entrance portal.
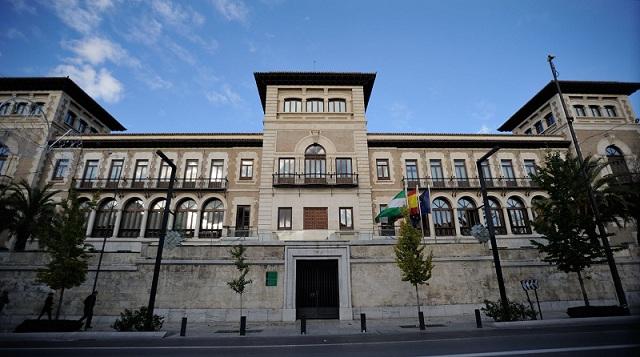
[296,259,339,319]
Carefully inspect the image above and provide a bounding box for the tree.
[36,188,90,319]
[4,180,59,251]
[530,152,631,306]
[227,245,253,317]
[394,208,434,324]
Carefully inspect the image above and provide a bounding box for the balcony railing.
[402,177,539,190]
[273,173,358,187]
[95,226,256,239]
[74,177,228,191]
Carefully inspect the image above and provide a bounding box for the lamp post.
[476,146,510,318]
[145,150,176,330]
[546,55,628,311]
[91,174,121,293]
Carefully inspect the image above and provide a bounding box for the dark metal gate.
[296,260,339,319]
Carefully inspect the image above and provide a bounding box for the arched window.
[457,197,480,236]
[145,199,166,238]
[0,102,12,115]
[174,199,197,238]
[305,144,326,183]
[306,98,324,113]
[433,197,455,236]
[78,198,92,230]
[328,98,346,112]
[507,197,531,234]
[487,198,506,235]
[283,98,302,112]
[606,145,629,179]
[0,144,9,175]
[92,199,117,237]
[200,198,224,238]
[118,198,144,238]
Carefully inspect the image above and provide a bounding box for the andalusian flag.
[375,190,406,222]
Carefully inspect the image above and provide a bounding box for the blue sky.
[1,0,639,134]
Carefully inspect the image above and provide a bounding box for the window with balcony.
[544,113,556,126]
[92,199,117,237]
[457,197,479,236]
[200,198,224,238]
[430,159,445,187]
[81,160,99,187]
[107,159,123,187]
[174,199,197,238]
[145,199,165,238]
[432,197,455,236]
[51,159,69,180]
[604,105,617,117]
[306,98,324,112]
[480,161,494,187]
[328,98,346,112]
[524,159,537,178]
[183,159,199,188]
[305,144,326,183]
[507,197,531,234]
[119,198,144,238]
[339,207,353,230]
[454,159,469,187]
[405,159,418,188]
[574,105,586,117]
[240,159,253,179]
[501,159,516,187]
[64,111,77,126]
[283,98,302,112]
[534,121,544,134]
[376,159,390,180]
[77,119,88,133]
[335,158,353,184]
[209,159,224,188]
[589,105,602,117]
[132,159,148,188]
[278,207,292,230]
[158,160,172,188]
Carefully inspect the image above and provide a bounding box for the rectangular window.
[454,159,469,187]
[306,99,324,112]
[278,207,292,230]
[328,99,346,112]
[52,159,69,180]
[335,158,352,177]
[283,99,302,112]
[82,159,99,187]
[64,111,77,126]
[589,105,602,117]
[158,161,172,187]
[379,204,394,236]
[430,159,444,187]
[183,159,198,188]
[278,158,295,175]
[501,159,516,186]
[107,159,123,183]
[13,102,28,115]
[481,160,494,187]
[240,159,253,179]
[405,159,418,188]
[376,159,390,180]
[339,207,353,230]
[132,159,148,187]
[77,119,87,133]
[524,159,537,177]
[534,121,544,134]
[30,102,44,116]
[544,113,556,127]
[604,105,617,117]
[574,105,586,117]
[524,128,533,135]
[303,207,328,230]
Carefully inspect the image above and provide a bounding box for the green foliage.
[227,245,253,314]
[481,299,536,322]
[3,180,59,251]
[112,306,164,331]
[394,208,433,287]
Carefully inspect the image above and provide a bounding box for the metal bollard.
[475,309,483,328]
[360,313,367,333]
[180,317,188,336]
[300,317,306,335]
[240,316,246,336]
[418,311,426,330]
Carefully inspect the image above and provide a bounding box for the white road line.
[416,344,639,357]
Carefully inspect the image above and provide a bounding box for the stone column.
[85,210,96,237]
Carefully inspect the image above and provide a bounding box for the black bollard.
[180,317,188,336]
[300,317,306,335]
[240,316,246,336]
[418,311,426,330]
[475,309,482,328]
[360,313,367,333]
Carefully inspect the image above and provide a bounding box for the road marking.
[416,344,639,357]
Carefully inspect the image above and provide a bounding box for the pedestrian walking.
[37,292,54,320]
[0,290,8,313]
[78,291,97,330]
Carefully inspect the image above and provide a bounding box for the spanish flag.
[407,188,419,215]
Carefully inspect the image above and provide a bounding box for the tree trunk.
[240,293,243,317]
[415,284,421,315]
[55,288,65,320]
[576,271,590,307]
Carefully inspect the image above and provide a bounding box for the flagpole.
[427,183,433,242]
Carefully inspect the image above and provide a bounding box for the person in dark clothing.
[38,292,54,320]
[78,291,97,330]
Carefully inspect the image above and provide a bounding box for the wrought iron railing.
[402,177,540,190]
[273,173,358,187]
[74,177,228,191]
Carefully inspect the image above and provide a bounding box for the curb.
[491,315,640,328]
[0,331,167,341]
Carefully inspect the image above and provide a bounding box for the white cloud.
[63,37,131,65]
[211,0,249,24]
[49,0,115,34]
[5,28,26,40]
[8,0,36,14]
[477,125,491,134]
[205,85,242,106]
[125,17,163,45]
[152,0,204,27]
[51,64,123,103]
[166,41,197,65]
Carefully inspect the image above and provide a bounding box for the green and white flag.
[375,190,406,222]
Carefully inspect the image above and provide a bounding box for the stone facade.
[0,74,639,326]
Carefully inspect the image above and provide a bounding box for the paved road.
[1,322,638,356]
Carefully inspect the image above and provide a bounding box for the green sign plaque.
[266,271,277,286]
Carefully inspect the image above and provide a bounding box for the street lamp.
[476,146,510,318]
[546,55,628,312]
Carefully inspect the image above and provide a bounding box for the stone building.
[0,73,638,325]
